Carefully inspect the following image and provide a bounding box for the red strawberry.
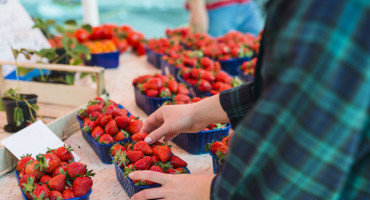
[134,141,153,155]
[36,153,61,173]
[200,71,215,82]
[54,145,74,162]
[120,109,128,116]
[132,132,148,142]
[50,191,63,200]
[126,120,143,134]
[170,156,187,168]
[98,134,114,144]
[67,162,87,179]
[100,115,113,127]
[151,155,159,163]
[165,168,175,174]
[108,99,119,108]
[126,151,144,163]
[174,94,190,104]
[21,175,36,199]
[156,146,171,163]
[216,71,232,84]
[210,141,226,154]
[91,126,104,138]
[33,184,50,199]
[62,189,76,199]
[89,111,102,121]
[73,176,93,197]
[219,83,232,92]
[115,115,130,129]
[128,115,138,121]
[146,78,163,90]
[48,174,66,192]
[94,97,105,107]
[40,175,51,184]
[197,80,212,92]
[134,157,153,170]
[191,97,202,103]
[114,130,130,141]
[52,165,67,177]
[212,81,223,90]
[86,104,103,115]
[25,160,44,179]
[190,68,201,78]
[159,87,172,98]
[146,89,158,97]
[200,57,214,70]
[19,174,36,189]
[110,143,126,156]
[105,120,119,135]
[82,120,96,133]
[105,104,121,116]
[17,154,35,172]
[167,79,178,93]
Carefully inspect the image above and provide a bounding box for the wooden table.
[0,53,214,199]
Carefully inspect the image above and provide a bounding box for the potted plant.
[1,48,39,133]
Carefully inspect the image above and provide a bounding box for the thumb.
[144,122,176,144]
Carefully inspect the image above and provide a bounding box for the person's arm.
[212,0,370,199]
[188,0,209,33]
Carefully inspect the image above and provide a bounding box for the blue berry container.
[172,123,230,154]
[114,162,190,198]
[160,59,181,81]
[177,75,212,97]
[217,56,252,76]
[76,104,131,164]
[237,67,254,82]
[209,151,223,174]
[145,47,162,69]
[133,85,170,115]
[15,170,92,200]
[86,51,120,69]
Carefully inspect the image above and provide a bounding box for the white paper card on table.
[1,120,81,161]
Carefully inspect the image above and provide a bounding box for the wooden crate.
[0,61,106,177]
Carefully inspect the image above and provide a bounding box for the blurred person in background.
[187,0,263,36]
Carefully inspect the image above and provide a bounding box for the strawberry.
[170,156,187,168]
[132,132,148,142]
[134,141,153,155]
[19,174,36,189]
[100,115,113,127]
[177,84,190,95]
[21,175,36,199]
[216,71,232,84]
[156,146,171,163]
[174,94,190,104]
[67,162,87,179]
[126,151,144,163]
[134,157,153,170]
[77,109,88,120]
[197,80,212,92]
[128,115,138,121]
[221,136,229,144]
[147,165,164,185]
[105,120,119,135]
[98,134,114,144]
[190,68,201,78]
[167,79,178,93]
[54,145,74,162]
[146,89,158,97]
[108,99,119,108]
[50,191,63,200]
[73,176,93,197]
[165,168,175,174]
[48,174,65,192]
[110,143,126,156]
[200,71,215,82]
[40,175,51,184]
[52,166,67,177]
[209,141,226,154]
[212,82,223,90]
[126,120,143,134]
[62,189,76,199]
[115,115,130,129]
[86,104,103,115]
[200,57,214,70]
[94,97,105,107]
[32,184,50,199]
[82,120,96,133]
[25,160,44,179]
[17,154,35,172]
[36,153,61,173]
[146,78,163,90]
[91,126,104,138]
[114,130,130,141]
[105,104,121,116]
[151,155,159,163]
[89,111,102,121]
[120,109,128,116]
[219,83,232,92]
[112,151,129,168]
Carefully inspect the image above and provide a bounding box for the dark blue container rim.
[189,123,231,135]
[90,50,120,55]
[176,74,213,97]
[160,60,182,69]
[15,170,92,200]
[133,83,172,101]
[76,104,132,148]
[144,46,164,56]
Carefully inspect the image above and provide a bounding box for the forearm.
[191,94,230,125]
[188,0,208,33]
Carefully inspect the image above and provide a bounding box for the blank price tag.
[1,120,80,161]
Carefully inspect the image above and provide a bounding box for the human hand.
[189,0,209,33]
[129,171,215,200]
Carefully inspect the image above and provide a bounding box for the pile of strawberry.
[206,134,233,164]
[240,57,257,76]
[165,27,191,42]
[111,138,188,186]
[78,97,143,144]
[147,38,183,55]
[133,74,190,99]
[180,67,242,94]
[183,32,217,50]
[16,146,94,199]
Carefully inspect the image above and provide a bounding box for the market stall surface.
[0,53,214,200]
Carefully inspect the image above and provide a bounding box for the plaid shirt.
[212,0,370,199]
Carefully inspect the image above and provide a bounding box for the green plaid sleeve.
[212,0,370,199]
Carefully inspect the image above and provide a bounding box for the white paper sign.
[1,120,80,161]
[0,0,51,77]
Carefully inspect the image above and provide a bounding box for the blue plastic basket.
[209,151,223,174]
[145,47,162,69]
[133,86,170,115]
[160,59,181,81]
[172,124,230,154]
[86,51,120,69]
[237,67,254,82]
[177,75,213,97]
[15,170,92,200]
[217,56,252,76]
[114,162,190,198]
[76,104,131,164]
